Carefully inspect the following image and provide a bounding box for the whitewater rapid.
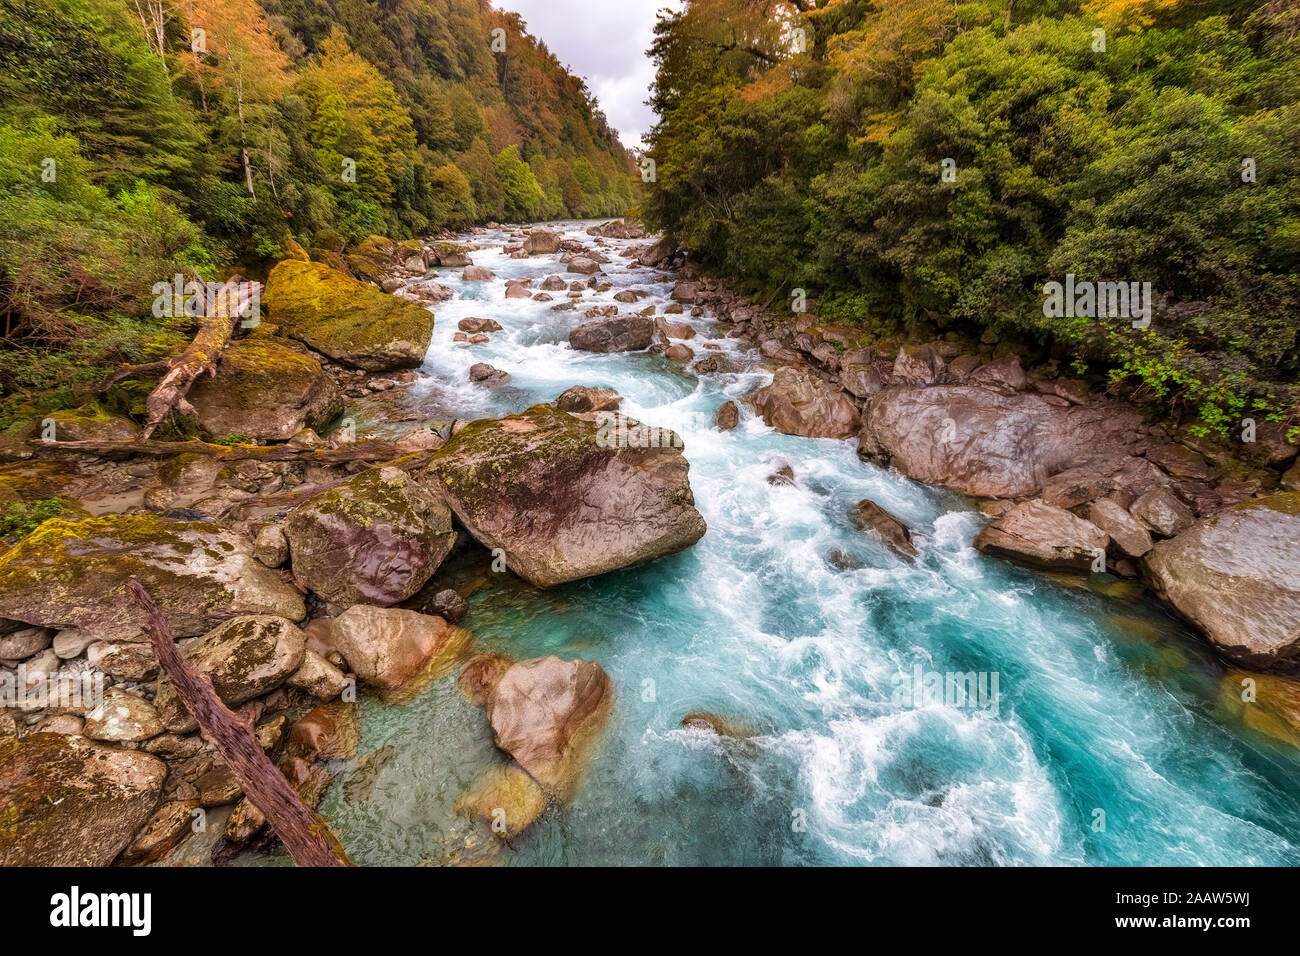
[304,220,1300,867]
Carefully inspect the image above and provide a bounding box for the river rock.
[328,605,468,691]
[469,362,511,387]
[0,515,305,641]
[848,499,917,557]
[555,385,622,413]
[264,259,436,371]
[287,700,359,762]
[974,500,1109,573]
[670,281,700,304]
[418,404,706,587]
[1143,494,1300,670]
[254,523,289,568]
[117,800,199,866]
[154,616,306,732]
[859,387,1145,498]
[665,344,694,363]
[485,656,611,799]
[188,339,342,441]
[287,649,348,699]
[1041,455,1168,510]
[1131,486,1195,537]
[753,367,861,439]
[0,733,166,866]
[0,626,51,660]
[1088,497,1153,558]
[458,317,502,333]
[84,688,164,742]
[523,229,561,255]
[284,466,456,606]
[458,652,515,706]
[41,409,141,443]
[463,266,495,281]
[892,345,948,386]
[569,315,654,352]
[715,401,739,431]
[567,256,600,275]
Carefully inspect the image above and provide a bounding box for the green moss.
[1234,492,1300,517]
[262,259,434,368]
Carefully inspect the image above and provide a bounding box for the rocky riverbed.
[1,219,1299,866]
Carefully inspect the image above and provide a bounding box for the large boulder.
[264,259,435,370]
[859,386,1145,498]
[326,605,470,691]
[188,339,341,441]
[41,409,140,443]
[569,315,654,353]
[1143,494,1300,670]
[485,656,611,799]
[0,733,165,865]
[522,229,561,255]
[284,466,456,606]
[154,616,306,731]
[753,367,861,439]
[0,515,305,641]
[418,404,706,587]
[974,500,1109,573]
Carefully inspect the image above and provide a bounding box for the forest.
[0,0,637,398]
[644,0,1300,434]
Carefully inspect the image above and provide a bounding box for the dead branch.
[127,580,351,867]
[141,277,257,439]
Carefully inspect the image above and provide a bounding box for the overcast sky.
[497,0,684,150]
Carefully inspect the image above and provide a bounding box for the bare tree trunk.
[237,76,256,200]
[128,581,351,867]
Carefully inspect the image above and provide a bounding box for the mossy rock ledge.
[418,403,706,588]
[0,733,166,866]
[0,514,306,641]
[263,258,435,371]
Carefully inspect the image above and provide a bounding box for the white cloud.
[495,0,684,150]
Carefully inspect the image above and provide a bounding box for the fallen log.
[29,436,405,464]
[127,580,351,867]
[140,277,258,439]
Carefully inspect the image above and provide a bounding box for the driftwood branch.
[141,277,258,439]
[127,580,350,867]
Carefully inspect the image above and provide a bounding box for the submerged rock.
[287,700,359,762]
[263,259,435,371]
[974,500,1109,573]
[284,466,456,607]
[753,367,860,439]
[418,404,706,587]
[188,339,342,441]
[455,764,547,839]
[485,656,611,800]
[0,733,166,866]
[0,515,305,641]
[1144,494,1300,670]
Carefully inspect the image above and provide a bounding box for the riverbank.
[2,219,1299,866]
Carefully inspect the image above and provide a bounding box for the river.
[257,220,1300,866]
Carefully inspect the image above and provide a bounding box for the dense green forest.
[0,0,637,396]
[645,0,1300,434]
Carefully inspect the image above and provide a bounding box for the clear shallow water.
[303,221,1300,867]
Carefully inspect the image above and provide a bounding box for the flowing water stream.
[254,220,1300,866]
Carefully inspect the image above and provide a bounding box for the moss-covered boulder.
[42,408,141,443]
[0,515,306,641]
[188,339,342,441]
[263,259,435,371]
[153,615,306,732]
[284,466,456,606]
[0,733,165,865]
[418,404,706,588]
[1144,494,1300,670]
